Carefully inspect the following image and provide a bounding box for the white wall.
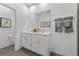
[1,3,77,56]
[1,3,29,50]
[0,4,15,48]
[29,3,77,56]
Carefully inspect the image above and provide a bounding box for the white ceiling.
[24,3,39,7]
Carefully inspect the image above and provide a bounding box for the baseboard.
[0,43,14,49]
[20,47,41,56]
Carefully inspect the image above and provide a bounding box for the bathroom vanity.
[21,32,51,56]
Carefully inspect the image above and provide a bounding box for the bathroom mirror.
[36,10,51,28]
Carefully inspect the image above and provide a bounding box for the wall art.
[64,21,73,33]
[55,18,63,32]
[63,16,73,33]
[0,17,11,28]
[40,21,51,28]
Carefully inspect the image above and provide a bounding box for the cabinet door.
[32,35,40,54]
[22,34,31,50]
[39,38,49,55]
[32,35,49,55]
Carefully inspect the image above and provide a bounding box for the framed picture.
[55,16,73,33]
[0,17,11,28]
[40,22,45,27]
[63,16,73,21]
[40,21,51,28]
[55,18,63,32]
[55,22,63,32]
[63,16,73,33]
[64,21,73,33]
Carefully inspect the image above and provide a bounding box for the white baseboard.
[0,42,14,49]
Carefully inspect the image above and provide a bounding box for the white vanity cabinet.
[32,34,49,56]
[21,33,31,50]
[21,32,51,56]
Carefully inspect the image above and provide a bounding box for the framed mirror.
[36,10,51,28]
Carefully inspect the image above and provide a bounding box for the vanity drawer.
[32,34,50,40]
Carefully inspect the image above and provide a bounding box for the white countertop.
[22,31,51,35]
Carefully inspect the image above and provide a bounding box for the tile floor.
[0,45,60,56]
[0,45,39,56]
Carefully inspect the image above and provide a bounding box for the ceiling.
[24,3,39,7]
